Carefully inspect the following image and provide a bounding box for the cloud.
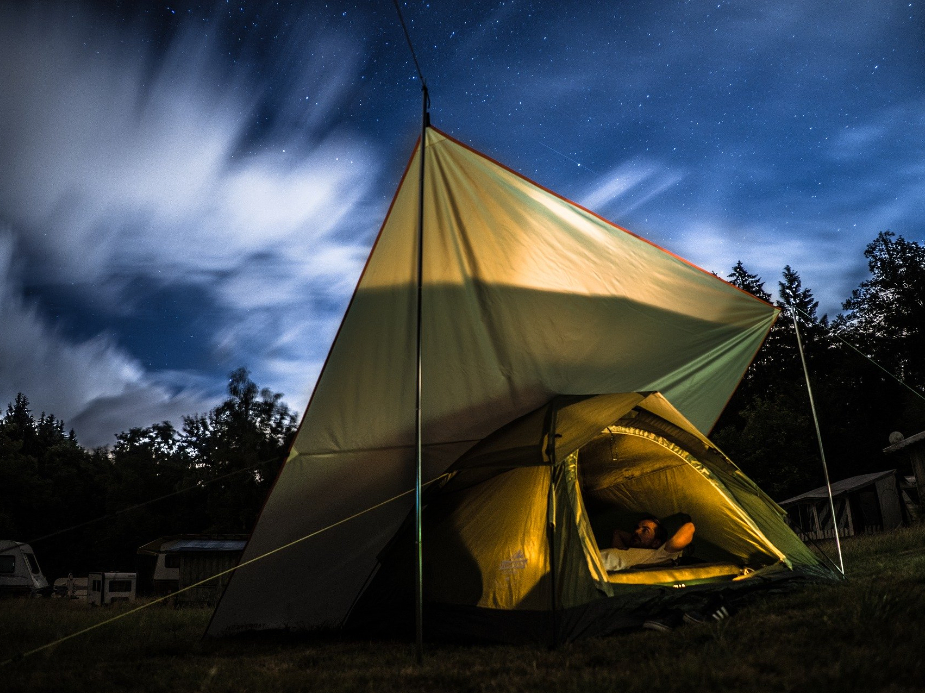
[669,219,861,319]
[0,7,378,288]
[579,159,685,218]
[0,4,384,442]
[580,161,657,211]
[0,231,217,447]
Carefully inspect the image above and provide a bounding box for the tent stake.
[414,84,430,664]
[789,303,845,574]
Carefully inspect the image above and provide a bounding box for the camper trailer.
[0,540,49,596]
[87,572,136,605]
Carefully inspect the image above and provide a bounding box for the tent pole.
[544,405,559,648]
[789,304,845,574]
[414,84,429,664]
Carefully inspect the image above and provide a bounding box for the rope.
[0,472,449,668]
[800,531,847,577]
[537,141,599,174]
[786,302,925,403]
[391,0,427,86]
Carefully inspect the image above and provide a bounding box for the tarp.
[207,127,780,637]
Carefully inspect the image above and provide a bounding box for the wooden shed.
[779,470,908,541]
[137,535,247,605]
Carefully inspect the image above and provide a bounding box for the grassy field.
[3,524,925,693]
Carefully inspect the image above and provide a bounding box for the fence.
[795,524,883,542]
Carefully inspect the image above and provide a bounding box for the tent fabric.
[207,127,785,638]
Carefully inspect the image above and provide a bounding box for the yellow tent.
[207,128,830,641]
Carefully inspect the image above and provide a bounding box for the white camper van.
[0,540,50,596]
[87,572,136,605]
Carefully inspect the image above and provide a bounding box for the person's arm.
[664,521,695,553]
[611,529,632,550]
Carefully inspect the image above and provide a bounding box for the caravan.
[0,540,49,596]
[88,572,137,605]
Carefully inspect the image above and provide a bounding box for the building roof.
[779,470,896,505]
[163,538,248,553]
[137,534,249,555]
[883,429,925,454]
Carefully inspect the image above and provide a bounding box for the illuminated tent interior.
[207,127,837,643]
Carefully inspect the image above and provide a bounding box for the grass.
[3,524,925,693]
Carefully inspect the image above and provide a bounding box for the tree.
[716,262,778,430]
[727,260,772,303]
[763,265,830,388]
[835,231,925,393]
[0,393,108,578]
[828,231,925,466]
[100,422,204,568]
[715,264,849,498]
[181,368,297,533]
[712,389,821,500]
[0,367,299,579]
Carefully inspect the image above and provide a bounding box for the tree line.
[0,368,296,580]
[1,231,924,581]
[713,231,925,500]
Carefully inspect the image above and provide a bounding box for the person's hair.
[640,515,669,546]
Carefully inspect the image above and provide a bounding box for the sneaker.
[642,610,683,632]
[683,596,736,625]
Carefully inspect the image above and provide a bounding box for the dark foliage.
[0,369,296,581]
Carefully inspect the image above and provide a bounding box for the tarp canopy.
[207,127,785,638]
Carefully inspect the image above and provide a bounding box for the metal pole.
[789,304,845,574]
[414,84,429,664]
[544,405,558,648]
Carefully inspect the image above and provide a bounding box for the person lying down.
[600,516,696,572]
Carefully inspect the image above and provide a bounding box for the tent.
[207,127,836,642]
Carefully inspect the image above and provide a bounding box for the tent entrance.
[572,412,785,581]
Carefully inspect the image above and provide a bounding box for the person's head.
[630,516,668,549]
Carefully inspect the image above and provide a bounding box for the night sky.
[1,1,923,447]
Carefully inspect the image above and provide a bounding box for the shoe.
[642,610,683,632]
[683,596,735,625]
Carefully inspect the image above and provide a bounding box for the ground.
[2,525,924,692]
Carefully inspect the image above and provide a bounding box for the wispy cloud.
[579,159,684,218]
[670,219,865,318]
[0,230,216,447]
[0,4,383,442]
